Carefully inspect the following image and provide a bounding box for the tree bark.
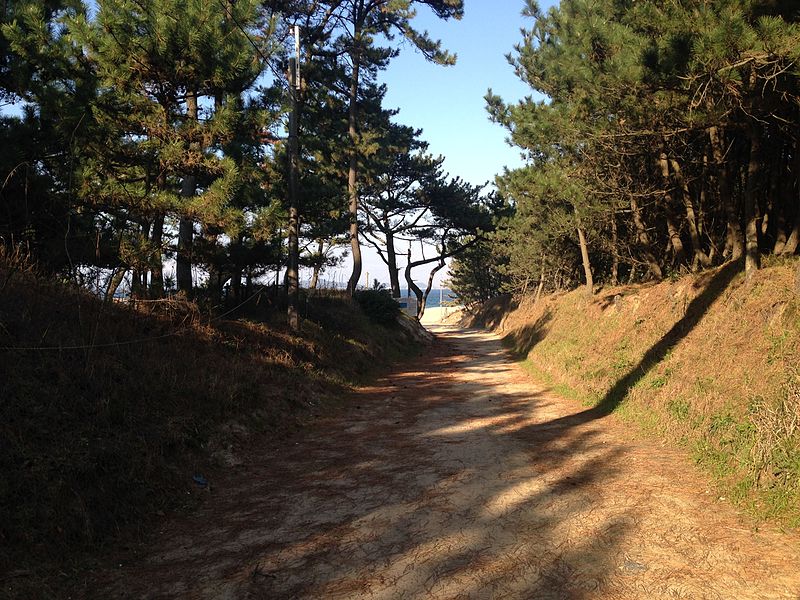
[772,146,790,254]
[404,256,423,319]
[744,122,762,277]
[418,258,446,320]
[105,267,127,302]
[610,211,619,286]
[309,239,324,290]
[658,152,687,266]
[708,126,744,261]
[231,267,242,302]
[404,237,482,318]
[534,253,546,304]
[150,213,165,297]
[781,148,800,256]
[577,225,593,294]
[385,224,401,298]
[287,57,301,331]
[669,157,711,269]
[630,196,663,280]
[783,222,800,256]
[177,91,198,294]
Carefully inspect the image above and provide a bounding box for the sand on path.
[92,324,800,599]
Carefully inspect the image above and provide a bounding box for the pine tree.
[67,0,273,296]
[361,119,444,297]
[474,0,800,298]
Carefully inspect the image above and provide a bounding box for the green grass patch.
[667,398,691,422]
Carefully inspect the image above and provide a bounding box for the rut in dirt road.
[98,325,800,599]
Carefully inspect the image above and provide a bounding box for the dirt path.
[93,325,800,599]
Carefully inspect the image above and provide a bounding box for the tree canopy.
[451,0,800,304]
[1,0,484,323]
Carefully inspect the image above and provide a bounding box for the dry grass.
[0,255,420,586]
[750,375,800,484]
[465,259,800,525]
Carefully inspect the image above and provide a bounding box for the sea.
[399,288,458,308]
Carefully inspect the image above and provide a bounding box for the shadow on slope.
[527,260,742,430]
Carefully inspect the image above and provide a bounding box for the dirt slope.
[83,325,800,599]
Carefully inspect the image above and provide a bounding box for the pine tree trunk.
[534,253,546,304]
[763,143,784,242]
[309,239,323,290]
[658,152,686,265]
[386,226,401,298]
[709,127,744,261]
[577,224,593,294]
[345,39,363,296]
[105,267,127,302]
[419,258,446,320]
[231,267,242,302]
[287,58,301,331]
[772,143,792,254]
[781,148,800,256]
[783,222,800,256]
[177,91,198,294]
[669,157,711,269]
[150,213,165,297]
[610,211,619,286]
[744,122,762,278]
[630,196,663,279]
[404,249,423,320]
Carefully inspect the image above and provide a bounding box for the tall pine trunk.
[287,57,301,331]
[150,213,165,297]
[105,267,127,302]
[610,210,619,286]
[534,256,546,305]
[576,220,593,294]
[781,148,800,256]
[419,258,446,320]
[669,157,711,269]
[309,239,324,290]
[630,196,662,280]
[658,152,686,266]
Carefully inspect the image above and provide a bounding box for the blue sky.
[343,0,556,288]
[380,1,552,188]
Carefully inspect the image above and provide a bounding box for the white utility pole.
[287,25,301,331]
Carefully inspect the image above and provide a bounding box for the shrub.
[354,289,401,326]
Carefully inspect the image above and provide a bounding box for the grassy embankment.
[0,252,424,591]
[467,258,800,526]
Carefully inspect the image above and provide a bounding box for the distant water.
[399,288,457,308]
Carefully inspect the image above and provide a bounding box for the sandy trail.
[95,325,800,599]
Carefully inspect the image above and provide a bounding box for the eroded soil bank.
[84,325,800,599]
